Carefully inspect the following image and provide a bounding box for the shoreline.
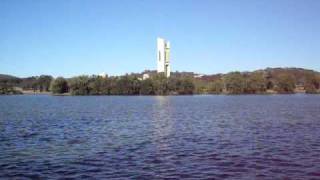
[1,92,319,96]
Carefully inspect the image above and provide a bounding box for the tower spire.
[157,37,171,77]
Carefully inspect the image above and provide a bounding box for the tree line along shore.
[1,68,320,96]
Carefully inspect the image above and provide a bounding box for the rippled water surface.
[1,95,320,179]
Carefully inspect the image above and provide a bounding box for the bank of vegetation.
[195,68,320,94]
[0,74,53,95]
[1,68,320,95]
[50,74,194,95]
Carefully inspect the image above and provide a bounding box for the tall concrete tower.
[157,37,170,77]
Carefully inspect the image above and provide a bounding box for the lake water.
[0,95,320,179]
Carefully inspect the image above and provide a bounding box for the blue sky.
[0,0,319,77]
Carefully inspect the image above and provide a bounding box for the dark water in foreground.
[0,95,320,179]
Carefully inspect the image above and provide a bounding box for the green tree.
[113,75,141,95]
[69,76,90,95]
[88,76,104,95]
[140,78,154,95]
[50,77,68,94]
[38,75,53,92]
[175,77,195,95]
[245,72,267,94]
[304,73,320,94]
[208,79,224,94]
[0,82,12,94]
[108,77,120,95]
[275,74,296,93]
[193,79,209,94]
[151,74,169,95]
[223,72,246,94]
[266,80,274,90]
[117,76,131,95]
[130,76,141,95]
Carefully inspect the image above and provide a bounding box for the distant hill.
[261,68,320,85]
[0,74,20,81]
[0,74,52,92]
[1,67,319,82]
[196,67,320,81]
[0,74,22,86]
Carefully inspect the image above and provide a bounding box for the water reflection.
[151,96,175,153]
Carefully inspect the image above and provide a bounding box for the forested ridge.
[1,68,320,95]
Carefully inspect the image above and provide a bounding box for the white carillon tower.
[157,37,171,77]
